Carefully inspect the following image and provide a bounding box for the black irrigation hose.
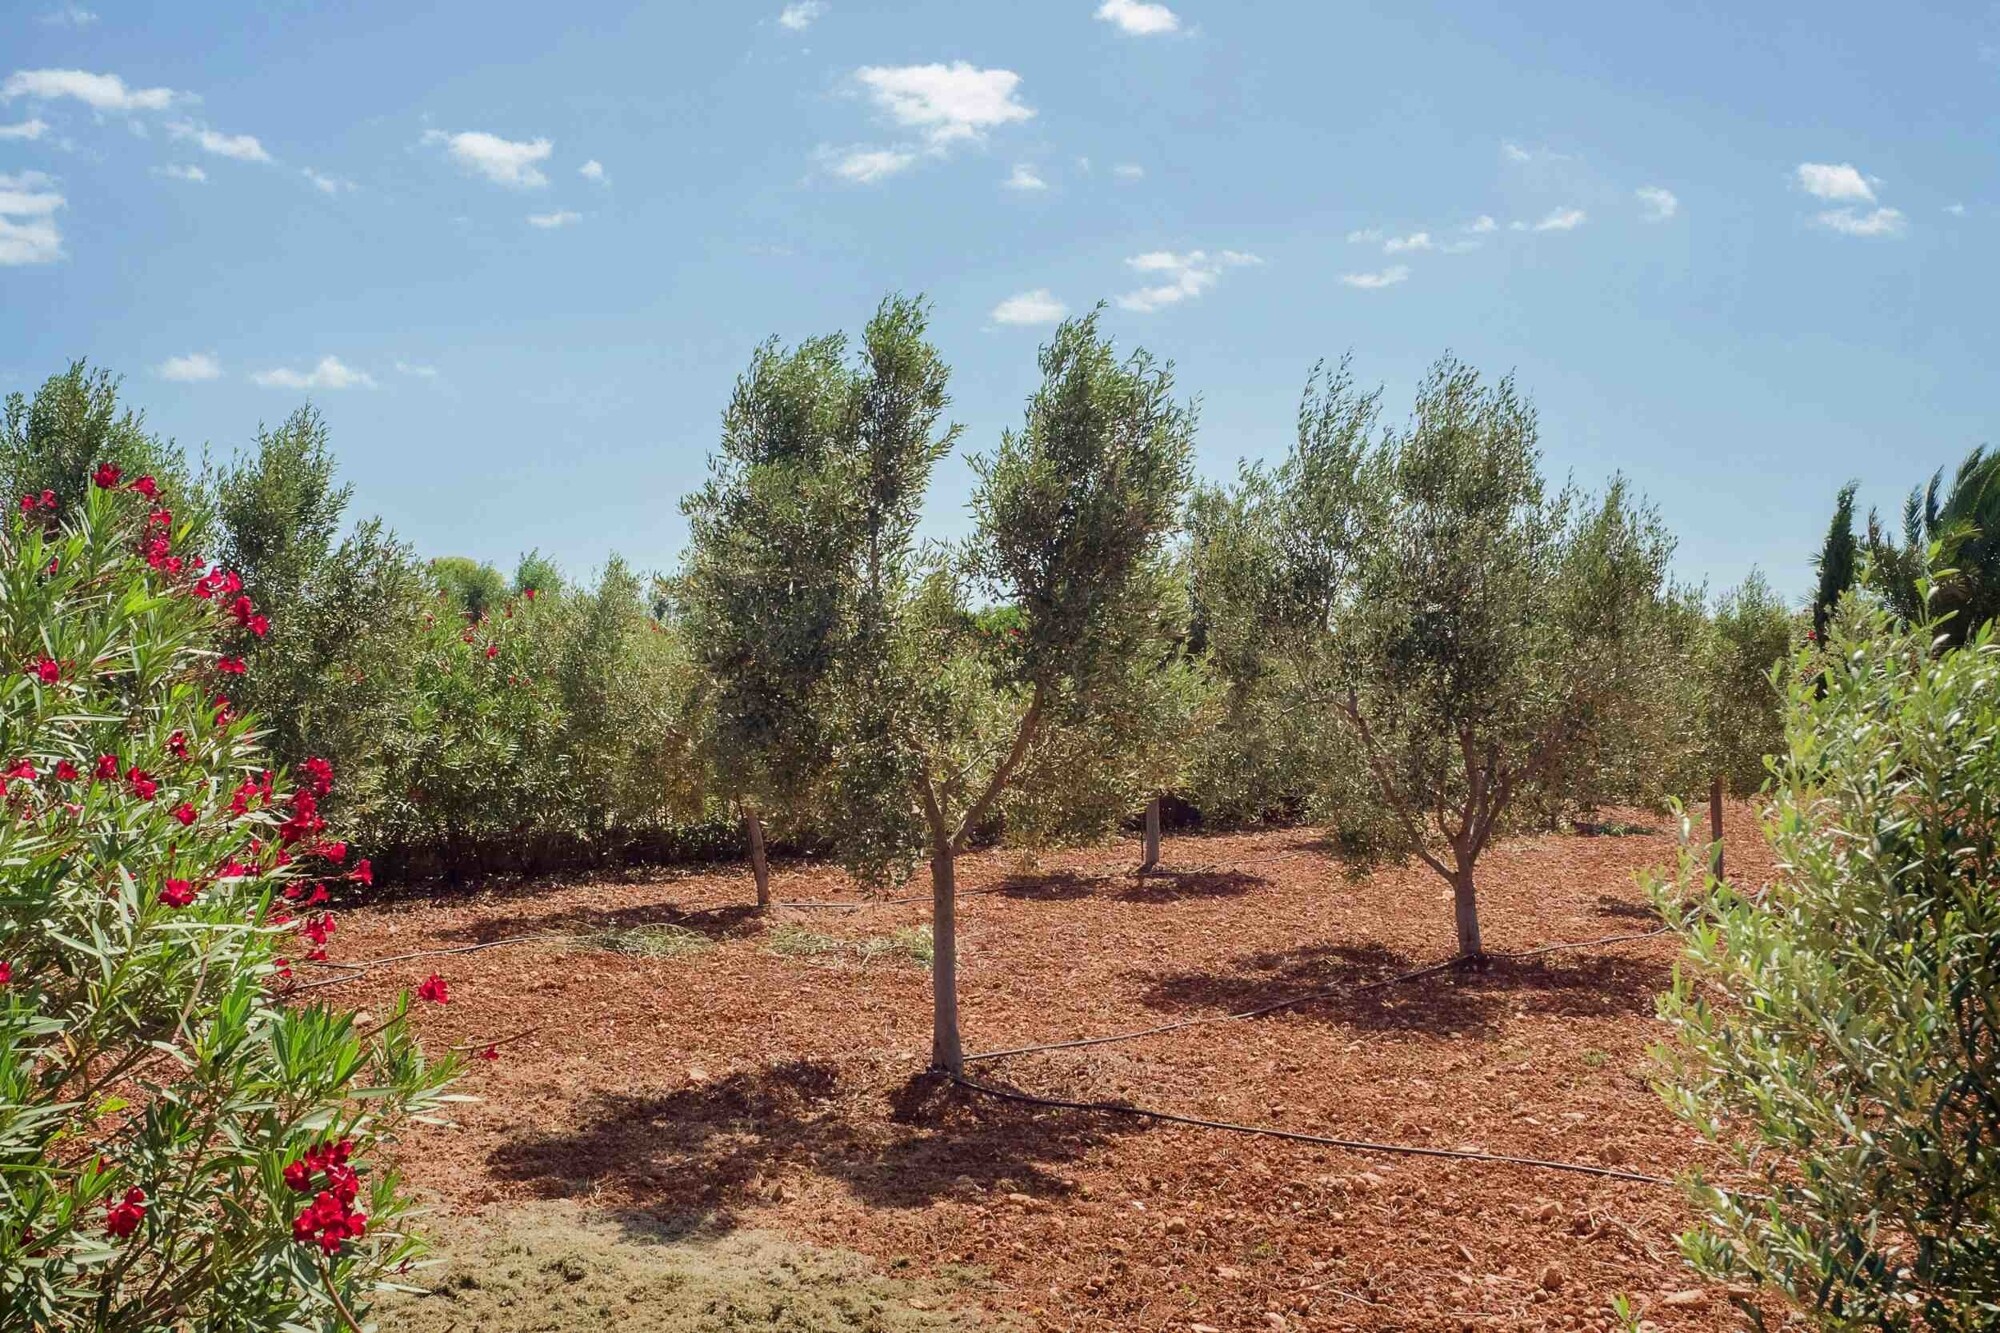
[949,1072,1679,1186]
[962,926,1672,1064]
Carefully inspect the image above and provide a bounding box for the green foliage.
[0,482,454,1330]
[512,548,563,599]
[1811,482,1859,644]
[0,362,197,524]
[428,556,508,621]
[1687,571,1796,797]
[1654,597,2000,1330]
[1863,446,2000,646]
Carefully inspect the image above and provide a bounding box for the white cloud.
[1382,231,1433,254]
[251,356,376,391]
[0,170,64,266]
[778,1,825,29]
[302,168,352,194]
[1815,206,1905,238]
[578,158,607,183]
[0,119,48,141]
[853,62,1031,147]
[1,68,181,113]
[1465,215,1497,234]
[1096,0,1181,35]
[1340,265,1410,290]
[424,129,553,188]
[1440,240,1483,254]
[1795,162,1875,202]
[1635,185,1678,222]
[1945,202,1967,217]
[395,360,440,379]
[1345,228,1382,243]
[157,163,207,183]
[1115,249,1262,313]
[1004,162,1046,191]
[155,353,221,382]
[991,289,1067,325]
[1532,206,1587,232]
[168,122,272,163]
[1501,141,1573,165]
[823,145,917,184]
[39,4,98,25]
[526,209,582,228]
[1112,162,1144,181]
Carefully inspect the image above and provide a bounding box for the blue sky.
[2,0,1994,600]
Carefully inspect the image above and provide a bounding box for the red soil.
[322,805,1776,1333]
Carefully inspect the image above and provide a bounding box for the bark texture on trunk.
[1141,796,1162,872]
[1451,863,1483,959]
[1708,775,1726,884]
[746,811,770,909]
[929,843,962,1074]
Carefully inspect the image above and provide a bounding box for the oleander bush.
[0,474,457,1330]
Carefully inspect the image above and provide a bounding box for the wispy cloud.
[157,163,207,183]
[991,289,1067,325]
[1382,231,1433,254]
[821,145,917,184]
[1345,228,1383,244]
[1096,0,1181,35]
[1945,202,1967,217]
[778,1,825,30]
[1815,206,1905,238]
[251,356,376,391]
[1,68,180,113]
[1635,185,1678,222]
[1502,141,1574,165]
[853,62,1031,148]
[1794,162,1875,202]
[1531,206,1587,232]
[395,361,439,379]
[302,168,353,194]
[168,121,271,163]
[0,119,48,141]
[38,4,98,26]
[0,170,64,266]
[1003,162,1047,191]
[423,129,552,188]
[578,159,607,184]
[1112,162,1144,181]
[1115,249,1262,313]
[1464,215,1497,234]
[155,353,220,382]
[1340,265,1409,290]
[526,210,582,229]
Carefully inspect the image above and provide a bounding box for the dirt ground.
[326,806,1776,1333]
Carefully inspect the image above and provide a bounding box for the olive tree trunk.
[745,810,771,909]
[1708,774,1725,884]
[929,839,962,1074]
[1451,860,1482,959]
[1140,795,1162,872]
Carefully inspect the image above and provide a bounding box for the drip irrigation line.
[962,925,1670,1064]
[949,1073,1677,1186]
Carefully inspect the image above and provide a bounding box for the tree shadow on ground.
[1114,870,1269,904]
[437,901,767,946]
[1594,894,1661,923]
[486,1060,1146,1240]
[995,871,1108,902]
[1131,941,1671,1038]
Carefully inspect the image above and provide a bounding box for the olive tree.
[1654,592,2000,1330]
[678,297,956,905]
[1272,356,1676,957]
[836,310,1195,1072]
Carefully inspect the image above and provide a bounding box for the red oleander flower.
[38,490,55,511]
[54,760,79,782]
[478,1044,499,1061]
[316,839,347,863]
[29,656,60,684]
[524,588,537,601]
[5,760,34,781]
[306,883,330,906]
[93,754,119,781]
[416,973,448,1004]
[104,1188,146,1239]
[273,956,292,980]
[299,756,334,797]
[160,879,196,908]
[350,858,373,887]
[147,506,171,528]
[217,656,247,675]
[172,802,197,826]
[92,463,122,490]
[126,767,158,801]
[168,731,190,761]
[16,495,31,514]
[485,643,499,659]
[301,912,336,947]
[129,475,159,499]
[0,961,11,985]
[247,613,270,637]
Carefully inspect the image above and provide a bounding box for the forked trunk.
[1140,795,1162,872]
[1451,862,1482,959]
[745,810,771,909]
[929,841,963,1075]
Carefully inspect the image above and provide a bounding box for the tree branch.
[952,684,1045,853]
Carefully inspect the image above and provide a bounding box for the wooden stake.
[1141,795,1162,872]
[1708,775,1725,884]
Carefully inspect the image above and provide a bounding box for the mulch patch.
[319,806,1776,1333]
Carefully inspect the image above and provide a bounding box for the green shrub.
[0,477,456,1329]
[1655,597,2000,1329]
